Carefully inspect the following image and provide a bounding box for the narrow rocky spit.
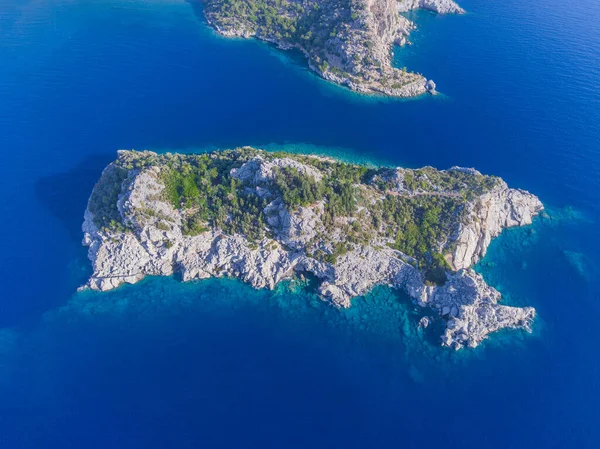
[82,149,542,349]
[200,0,464,97]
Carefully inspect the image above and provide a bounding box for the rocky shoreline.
[200,0,464,97]
[82,148,542,349]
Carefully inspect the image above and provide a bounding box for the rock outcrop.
[82,149,543,349]
[451,184,542,269]
[200,0,464,97]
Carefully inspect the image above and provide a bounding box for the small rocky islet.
[199,0,464,97]
[82,148,542,349]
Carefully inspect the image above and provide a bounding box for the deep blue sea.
[1,0,600,447]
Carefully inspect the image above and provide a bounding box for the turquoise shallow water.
[1,0,600,447]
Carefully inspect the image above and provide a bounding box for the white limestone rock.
[451,181,543,269]
[82,150,542,350]
[418,316,431,329]
[428,270,536,349]
[231,155,323,184]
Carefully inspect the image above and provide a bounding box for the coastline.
[197,0,465,98]
[81,148,542,349]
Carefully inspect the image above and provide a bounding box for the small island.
[199,0,464,97]
[82,148,542,349]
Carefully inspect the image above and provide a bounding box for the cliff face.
[82,149,542,349]
[201,0,463,97]
[451,184,542,269]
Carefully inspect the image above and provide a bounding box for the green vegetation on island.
[202,0,430,95]
[91,148,499,284]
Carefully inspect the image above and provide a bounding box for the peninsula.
[199,0,464,97]
[82,148,542,349]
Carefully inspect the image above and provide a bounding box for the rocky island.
[198,0,464,97]
[82,148,542,349]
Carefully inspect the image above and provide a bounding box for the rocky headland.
[82,148,542,349]
[199,0,464,97]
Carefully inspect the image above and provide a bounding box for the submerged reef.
[199,0,464,97]
[82,148,542,349]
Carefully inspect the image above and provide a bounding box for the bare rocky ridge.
[201,0,463,97]
[82,149,542,349]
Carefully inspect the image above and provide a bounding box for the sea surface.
[1,0,600,447]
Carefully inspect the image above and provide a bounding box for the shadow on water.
[185,0,206,22]
[35,153,114,243]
